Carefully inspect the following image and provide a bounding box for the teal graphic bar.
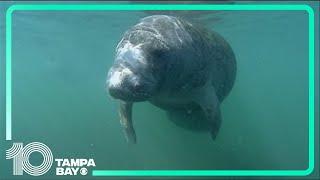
[92,170,312,176]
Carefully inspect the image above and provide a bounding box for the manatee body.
[107,15,236,143]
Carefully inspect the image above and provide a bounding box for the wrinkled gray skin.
[107,15,236,143]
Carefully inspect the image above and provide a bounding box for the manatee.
[106,15,236,143]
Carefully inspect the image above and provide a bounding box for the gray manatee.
[107,15,236,143]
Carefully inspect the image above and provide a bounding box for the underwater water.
[0,2,319,179]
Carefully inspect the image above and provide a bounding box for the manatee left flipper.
[192,85,222,140]
[119,101,137,143]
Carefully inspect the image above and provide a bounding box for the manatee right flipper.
[192,84,222,140]
[119,101,137,143]
[207,108,222,140]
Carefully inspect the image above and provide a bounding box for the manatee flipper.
[119,101,137,143]
[192,84,222,140]
[208,108,221,140]
[166,108,209,131]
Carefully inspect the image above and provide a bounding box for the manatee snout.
[107,59,158,102]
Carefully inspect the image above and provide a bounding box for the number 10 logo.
[6,142,53,176]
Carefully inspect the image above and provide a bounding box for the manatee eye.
[133,83,143,91]
[152,49,164,58]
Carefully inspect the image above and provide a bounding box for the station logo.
[6,142,96,176]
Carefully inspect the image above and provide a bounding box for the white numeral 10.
[6,142,53,176]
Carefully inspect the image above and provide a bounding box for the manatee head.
[107,40,167,102]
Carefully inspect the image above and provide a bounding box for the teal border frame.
[5,4,315,177]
